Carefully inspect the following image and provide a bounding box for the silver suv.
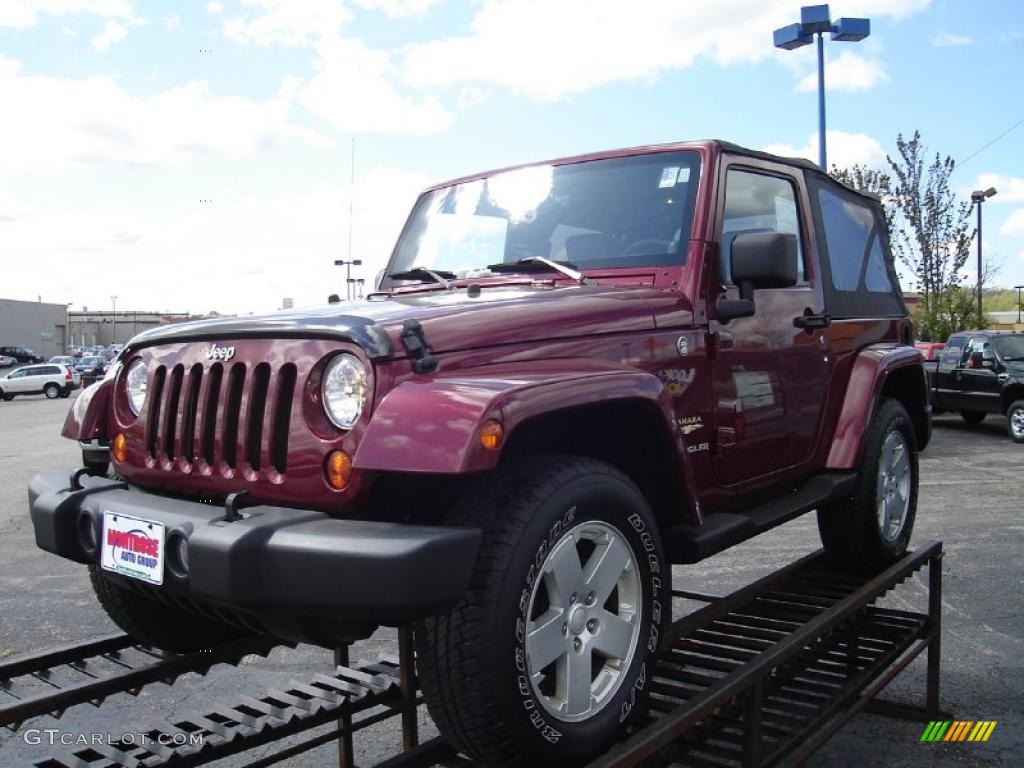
[0,364,81,400]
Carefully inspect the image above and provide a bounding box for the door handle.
[793,312,832,329]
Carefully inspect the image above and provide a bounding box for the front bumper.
[29,470,480,629]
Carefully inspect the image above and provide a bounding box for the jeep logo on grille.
[202,344,235,362]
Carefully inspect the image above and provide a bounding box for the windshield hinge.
[400,319,438,374]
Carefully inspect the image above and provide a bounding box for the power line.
[957,115,1024,168]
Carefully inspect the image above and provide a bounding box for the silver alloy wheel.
[1010,406,1024,440]
[524,520,642,723]
[876,430,911,542]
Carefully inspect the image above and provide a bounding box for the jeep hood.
[125,284,689,359]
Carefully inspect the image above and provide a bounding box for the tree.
[885,131,973,313]
[913,285,985,342]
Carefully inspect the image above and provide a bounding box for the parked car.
[0,346,45,364]
[0,364,80,400]
[914,341,944,361]
[926,330,1024,442]
[49,356,78,366]
[74,356,108,376]
[29,139,930,767]
[0,354,16,368]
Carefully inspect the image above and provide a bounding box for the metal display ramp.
[2,541,943,768]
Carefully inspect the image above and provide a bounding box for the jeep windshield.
[386,150,701,285]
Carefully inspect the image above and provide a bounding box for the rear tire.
[417,456,666,768]
[960,409,986,426]
[0,387,10,401]
[89,565,253,653]
[817,398,918,570]
[44,383,60,399]
[1007,400,1024,444]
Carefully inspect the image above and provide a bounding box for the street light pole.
[971,187,997,321]
[334,259,363,300]
[816,31,826,169]
[1015,285,1024,325]
[773,5,871,170]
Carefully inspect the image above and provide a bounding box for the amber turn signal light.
[325,450,353,490]
[112,433,128,463]
[480,419,504,450]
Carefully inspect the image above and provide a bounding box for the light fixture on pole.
[970,187,997,319]
[1014,284,1023,325]
[334,259,363,300]
[773,5,870,169]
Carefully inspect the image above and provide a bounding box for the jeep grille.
[144,361,297,474]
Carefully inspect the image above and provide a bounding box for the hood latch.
[400,319,438,374]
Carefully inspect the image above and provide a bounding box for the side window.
[961,337,988,366]
[941,341,964,365]
[817,186,893,293]
[720,169,804,285]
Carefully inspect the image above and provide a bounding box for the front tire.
[1007,400,1024,444]
[817,398,918,570]
[417,456,666,768]
[960,409,986,426]
[89,566,253,653]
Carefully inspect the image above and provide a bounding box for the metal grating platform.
[8,542,943,768]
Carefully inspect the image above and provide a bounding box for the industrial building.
[68,310,195,348]
[0,297,70,359]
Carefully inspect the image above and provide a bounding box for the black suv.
[0,346,45,364]
[927,331,1024,442]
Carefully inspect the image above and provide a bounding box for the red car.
[31,140,929,767]
[915,341,945,360]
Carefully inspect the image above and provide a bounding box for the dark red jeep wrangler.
[30,140,930,767]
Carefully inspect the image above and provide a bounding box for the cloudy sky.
[1,0,1022,315]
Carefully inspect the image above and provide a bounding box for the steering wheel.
[620,238,672,257]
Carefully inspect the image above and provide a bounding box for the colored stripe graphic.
[921,720,996,742]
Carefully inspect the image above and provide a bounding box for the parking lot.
[0,394,1021,767]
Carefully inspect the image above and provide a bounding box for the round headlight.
[322,354,368,429]
[125,359,148,415]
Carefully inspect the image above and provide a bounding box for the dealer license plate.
[100,511,166,586]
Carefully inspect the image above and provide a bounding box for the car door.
[709,162,828,486]
[5,367,33,393]
[959,336,1001,413]
[933,336,964,408]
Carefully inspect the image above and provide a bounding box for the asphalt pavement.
[0,393,1020,767]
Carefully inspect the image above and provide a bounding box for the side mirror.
[716,232,798,323]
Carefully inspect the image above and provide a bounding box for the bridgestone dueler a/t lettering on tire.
[416,456,666,768]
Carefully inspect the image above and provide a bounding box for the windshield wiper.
[486,257,592,285]
[387,267,455,290]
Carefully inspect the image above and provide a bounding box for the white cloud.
[294,38,451,134]
[969,173,1024,204]
[932,32,972,47]
[762,131,887,170]
[353,0,440,17]
[1002,209,1024,237]
[401,0,928,100]
[206,1,224,14]
[0,55,329,176]
[0,168,430,313]
[0,0,132,29]
[224,0,351,47]
[223,1,451,134]
[91,19,129,50]
[796,51,888,92]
